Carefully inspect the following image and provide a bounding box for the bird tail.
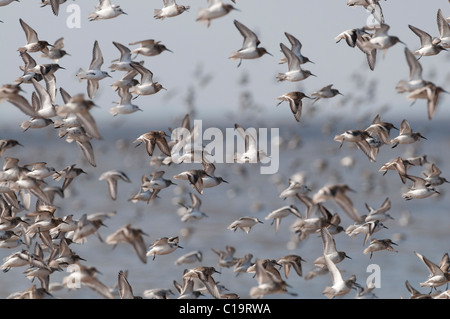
[276,73,287,82]
[154,9,163,19]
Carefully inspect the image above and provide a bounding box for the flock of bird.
[0,0,449,300]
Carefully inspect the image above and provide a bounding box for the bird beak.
[391,242,398,246]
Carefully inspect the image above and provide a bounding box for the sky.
[0,0,449,130]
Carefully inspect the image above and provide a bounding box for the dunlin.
[179,192,208,222]
[129,63,166,97]
[346,220,388,245]
[279,32,313,65]
[98,170,131,200]
[249,259,297,299]
[129,39,173,57]
[310,84,343,104]
[109,42,140,72]
[227,216,263,234]
[378,156,413,184]
[396,47,426,94]
[437,9,450,48]
[414,251,450,291]
[229,20,272,67]
[134,131,171,157]
[154,0,190,20]
[322,252,362,299]
[182,266,221,299]
[277,43,315,82]
[276,91,312,122]
[314,227,351,267]
[422,163,449,186]
[390,119,426,148]
[40,37,70,62]
[364,197,394,222]
[233,123,268,163]
[117,270,141,299]
[233,253,254,277]
[196,0,238,27]
[363,238,398,258]
[175,250,203,266]
[18,18,52,53]
[277,254,305,279]
[402,175,440,200]
[89,0,127,21]
[110,87,142,116]
[406,81,447,120]
[211,245,239,268]
[146,236,183,260]
[312,184,363,223]
[264,205,302,233]
[334,129,375,162]
[105,224,148,264]
[408,24,446,58]
[76,40,111,99]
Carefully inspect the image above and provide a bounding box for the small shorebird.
[0,139,22,157]
[406,81,448,120]
[62,264,114,299]
[279,178,311,199]
[276,91,312,122]
[89,0,127,21]
[347,0,385,23]
[364,114,398,146]
[264,205,302,233]
[249,259,297,299]
[129,63,166,97]
[98,170,131,200]
[233,253,254,277]
[134,131,171,157]
[310,84,343,104]
[175,250,203,266]
[146,236,183,260]
[196,0,239,27]
[105,224,148,264]
[277,255,305,279]
[109,42,140,72]
[154,0,190,20]
[279,32,313,65]
[312,184,363,223]
[117,270,141,299]
[335,27,368,48]
[76,40,111,99]
[179,192,208,222]
[182,266,221,299]
[0,84,42,119]
[322,253,362,299]
[402,175,440,200]
[346,220,388,245]
[314,227,351,267]
[142,170,176,202]
[378,156,413,184]
[277,43,315,82]
[52,164,86,191]
[364,197,394,222]
[437,9,450,48]
[40,37,69,62]
[408,24,446,58]
[363,238,398,259]
[390,119,426,148]
[211,245,239,268]
[18,18,52,53]
[396,47,426,94]
[414,251,450,291]
[334,129,375,162]
[233,123,269,163]
[422,163,449,186]
[227,216,263,234]
[110,87,142,116]
[229,20,272,67]
[129,39,172,57]
[40,0,68,16]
